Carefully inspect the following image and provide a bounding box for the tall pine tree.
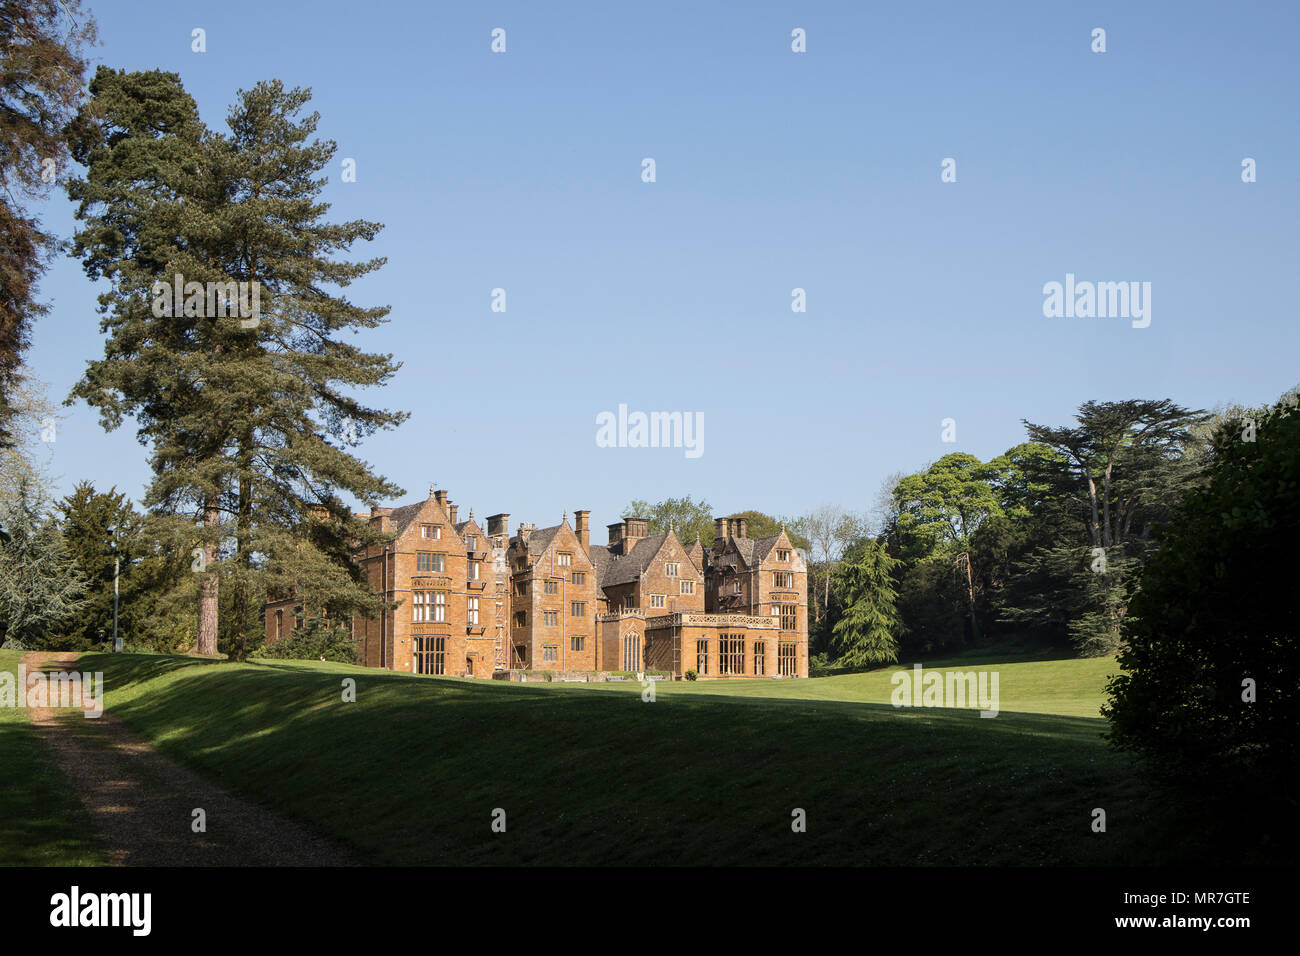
[67,70,406,657]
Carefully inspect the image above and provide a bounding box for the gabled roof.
[750,534,785,564]
[716,532,786,569]
[387,501,430,537]
[524,524,563,557]
[599,533,669,586]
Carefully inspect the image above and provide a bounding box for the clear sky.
[24,0,1300,536]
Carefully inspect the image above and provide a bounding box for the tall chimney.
[434,489,449,509]
[448,503,458,524]
[623,517,647,551]
[714,517,728,542]
[574,510,590,553]
[736,517,748,539]
[607,521,625,553]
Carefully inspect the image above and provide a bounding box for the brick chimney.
[434,489,448,508]
[714,517,728,542]
[487,513,510,548]
[574,509,590,553]
[448,503,458,524]
[623,517,648,551]
[735,516,748,539]
[370,506,393,534]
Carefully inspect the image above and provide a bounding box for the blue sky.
[25,0,1300,535]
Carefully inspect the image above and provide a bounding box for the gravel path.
[23,652,356,866]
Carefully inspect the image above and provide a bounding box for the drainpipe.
[559,550,566,673]
[381,543,390,669]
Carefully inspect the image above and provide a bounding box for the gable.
[392,498,460,550]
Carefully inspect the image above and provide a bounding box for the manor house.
[264,487,808,680]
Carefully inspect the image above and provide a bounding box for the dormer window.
[466,534,477,550]
[777,549,791,561]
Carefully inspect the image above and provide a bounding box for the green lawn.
[528,651,1119,718]
[0,651,107,865]
[45,649,1211,866]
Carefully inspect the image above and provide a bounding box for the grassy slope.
[0,651,106,865]
[74,651,1198,866]
[534,652,1119,718]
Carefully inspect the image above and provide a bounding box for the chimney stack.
[574,510,590,553]
[434,489,448,508]
[487,513,510,547]
[623,517,648,550]
[735,517,748,539]
[369,506,393,534]
[714,517,728,542]
[448,503,458,524]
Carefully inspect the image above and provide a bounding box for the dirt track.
[22,652,355,866]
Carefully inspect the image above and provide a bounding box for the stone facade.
[506,517,599,671]
[265,495,808,680]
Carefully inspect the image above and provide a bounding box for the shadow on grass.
[0,719,106,866]
[60,653,1213,867]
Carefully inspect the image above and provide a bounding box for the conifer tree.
[0,0,96,447]
[67,70,406,657]
[832,539,902,667]
[0,478,86,649]
[1002,400,1209,656]
[53,480,141,650]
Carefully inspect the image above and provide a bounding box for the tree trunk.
[233,461,252,660]
[1086,475,1102,547]
[823,566,831,623]
[959,551,980,645]
[1102,461,1114,547]
[196,496,220,656]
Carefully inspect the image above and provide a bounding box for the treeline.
[797,395,1295,667]
[617,392,1289,672]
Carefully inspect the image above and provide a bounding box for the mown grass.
[64,650,1209,866]
[0,651,107,865]
[540,650,1118,718]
